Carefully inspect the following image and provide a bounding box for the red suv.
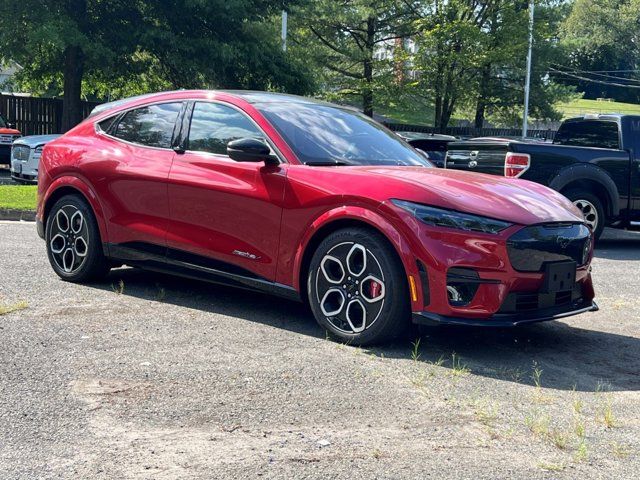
[36,90,597,345]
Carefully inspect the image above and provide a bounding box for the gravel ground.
[1,221,639,479]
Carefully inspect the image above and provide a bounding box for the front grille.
[499,283,582,314]
[12,145,31,162]
[507,223,591,272]
[0,134,19,145]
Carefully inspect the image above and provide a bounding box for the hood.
[361,166,584,225]
[12,134,61,147]
[0,127,21,135]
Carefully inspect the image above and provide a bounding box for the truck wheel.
[564,189,605,240]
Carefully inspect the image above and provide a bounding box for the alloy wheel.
[314,242,386,334]
[573,199,598,231]
[49,205,90,274]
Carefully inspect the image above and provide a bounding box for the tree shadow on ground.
[88,265,640,394]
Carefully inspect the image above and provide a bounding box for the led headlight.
[391,199,513,234]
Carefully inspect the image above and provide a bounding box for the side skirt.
[105,242,301,302]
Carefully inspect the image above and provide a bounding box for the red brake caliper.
[369,280,381,299]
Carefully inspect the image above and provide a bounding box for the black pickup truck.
[445,114,640,239]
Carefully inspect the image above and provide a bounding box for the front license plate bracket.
[542,261,576,293]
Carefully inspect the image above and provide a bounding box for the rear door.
[165,101,287,281]
[92,101,184,250]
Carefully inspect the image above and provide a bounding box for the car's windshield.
[256,102,432,167]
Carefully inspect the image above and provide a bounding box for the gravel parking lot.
[1,221,639,479]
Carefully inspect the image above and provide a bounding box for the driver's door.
[166,101,287,281]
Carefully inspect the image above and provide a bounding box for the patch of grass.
[0,300,28,315]
[597,400,618,428]
[0,185,38,211]
[549,428,569,450]
[474,400,498,428]
[574,417,586,439]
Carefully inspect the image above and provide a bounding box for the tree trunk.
[474,65,491,128]
[362,16,375,117]
[61,45,84,132]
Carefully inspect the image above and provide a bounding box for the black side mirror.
[227,138,278,165]
[6,121,15,129]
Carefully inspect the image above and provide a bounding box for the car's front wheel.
[45,194,111,282]
[307,227,410,345]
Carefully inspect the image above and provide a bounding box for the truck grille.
[507,223,591,272]
[0,134,19,145]
[12,145,31,162]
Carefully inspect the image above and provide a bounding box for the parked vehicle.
[36,91,596,345]
[10,134,61,184]
[445,114,640,239]
[0,113,21,165]
[396,132,457,168]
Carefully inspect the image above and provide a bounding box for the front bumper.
[413,300,598,327]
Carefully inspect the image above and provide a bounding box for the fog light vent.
[446,268,480,307]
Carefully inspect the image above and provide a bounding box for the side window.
[113,102,182,148]
[97,115,117,133]
[553,120,620,149]
[187,102,263,155]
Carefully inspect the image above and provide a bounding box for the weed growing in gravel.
[549,428,569,450]
[525,409,550,437]
[611,442,631,459]
[155,285,166,301]
[530,362,553,404]
[574,417,586,439]
[431,354,446,367]
[474,400,498,427]
[574,439,589,462]
[450,352,469,377]
[597,400,617,428]
[0,300,28,315]
[532,361,543,388]
[410,338,421,362]
[538,461,566,472]
[112,279,125,295]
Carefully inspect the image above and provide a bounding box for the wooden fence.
[0,94,100,136]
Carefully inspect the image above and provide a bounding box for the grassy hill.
[556,98,640,119]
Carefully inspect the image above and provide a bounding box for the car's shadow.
[88,265,640,394]
[594,228,640,261]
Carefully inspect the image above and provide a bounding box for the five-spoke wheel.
[46,194,111,282]
[307,227,410,345]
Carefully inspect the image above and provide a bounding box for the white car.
[10,134,61,184]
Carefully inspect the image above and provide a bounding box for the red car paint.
[36,90,596,324]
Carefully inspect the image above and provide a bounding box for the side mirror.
[227,138,278,165]
[6,121,15,129]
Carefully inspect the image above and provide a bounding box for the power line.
[549,67,640,89]
[551,64,640,84]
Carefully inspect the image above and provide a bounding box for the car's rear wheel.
[46,194,111,282]
[564,189,605,240]
[307,227,410,345]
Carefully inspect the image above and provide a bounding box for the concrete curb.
[0,208,36,222]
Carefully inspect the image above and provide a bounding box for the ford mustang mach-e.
[36,91,597,345]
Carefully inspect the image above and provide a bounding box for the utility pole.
[522,0,534,138]
[281,10,288,52]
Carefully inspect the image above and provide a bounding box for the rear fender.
[42,175,109,244]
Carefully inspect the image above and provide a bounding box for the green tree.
[561,0,640,103]
[0,1,311,131]
[290,0,418,116]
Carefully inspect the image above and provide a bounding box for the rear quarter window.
[553,120,620,149]
[113,102,182,148]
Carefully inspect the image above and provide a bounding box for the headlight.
[391,199,513,234]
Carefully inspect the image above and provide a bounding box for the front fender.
[41,175,109,243]
[549,163,620,217]
[291,206,423,310]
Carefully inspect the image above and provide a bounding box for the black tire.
[563,189,605,241]
[45,194,111,282]
[307,227,410,345]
